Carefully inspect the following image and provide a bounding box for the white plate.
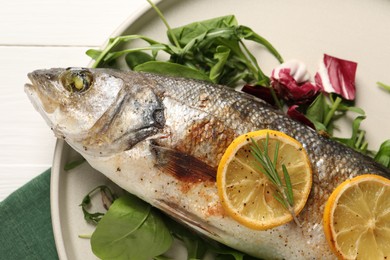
[51,0,390,259]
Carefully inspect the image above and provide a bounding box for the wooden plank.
[0,166,51,201]
[0,0,146,46]
[0,46,94,201]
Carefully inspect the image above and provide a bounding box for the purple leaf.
[271,60,319,104]
[241,84,275,106]
[287,105,315,129]
[315,54,357,100]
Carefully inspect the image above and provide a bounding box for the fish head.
[25,67,124,138]
[25,68,165,156]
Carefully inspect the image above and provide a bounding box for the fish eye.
[60,69,93,93]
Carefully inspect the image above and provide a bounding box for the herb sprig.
[80,185,118,225]
[250,134,301,227]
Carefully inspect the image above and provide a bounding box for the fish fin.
[156,199,223,240]
[150,142,216,182]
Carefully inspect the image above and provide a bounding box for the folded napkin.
[0,169,58,259]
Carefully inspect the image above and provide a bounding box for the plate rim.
[50,139,66,259]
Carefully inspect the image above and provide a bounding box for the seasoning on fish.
[25,68,390,259]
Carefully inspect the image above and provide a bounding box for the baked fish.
[25,68,390,259]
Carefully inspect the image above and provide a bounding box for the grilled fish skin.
[25,68,390,259]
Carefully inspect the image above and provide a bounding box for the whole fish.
[25,68,390,259]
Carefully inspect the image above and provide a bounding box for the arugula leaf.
[304,93,371,154]
[209,45,231,83]
[163,214,263,260]
[80,185,118,225]
[91,194,173,260]
[86,49,103,60]
[236,25,283,64]
[87,35,164,68]
[374,140,390,168]
[87,11,282,88]
[333,115,368,153]
[163,216,209,259]
[377,81,390,92]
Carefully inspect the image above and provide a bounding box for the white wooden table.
[0,0,146,201]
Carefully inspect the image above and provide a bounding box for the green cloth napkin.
[0,169,58,260]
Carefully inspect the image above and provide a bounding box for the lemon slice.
[323,174,390,259]
[217,129,312,230]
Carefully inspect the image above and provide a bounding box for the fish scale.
[145,72,388,235]
[25,68,390,259]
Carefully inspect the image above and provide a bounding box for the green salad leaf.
[125,51,154,70]
[377,81,390,92]
[87,12,282,87]
[305,93,329,132]
[333,115,368,153]
[91,194,173,260]
[163,216,209,259]
[304,93,370,154]
[80,185,118,225]
[83,186,262,260]
[168,15,238,47]
[374,140,390,168]
[63,157,86,171]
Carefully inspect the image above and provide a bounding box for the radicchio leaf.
[315,54,357,100]
[271,60,319,104]
[241,84,275,106]
[287,105,315,129]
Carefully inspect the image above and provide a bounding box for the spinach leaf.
[91,194,173,260]
[169,15,238,47]
[125,51,154,70]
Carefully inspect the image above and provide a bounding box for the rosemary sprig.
[250,134,301,227]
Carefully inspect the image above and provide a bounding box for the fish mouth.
[24,76,42,112]
[24,73,57,130]
[24,71,45,99]
[25,70,61,113]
